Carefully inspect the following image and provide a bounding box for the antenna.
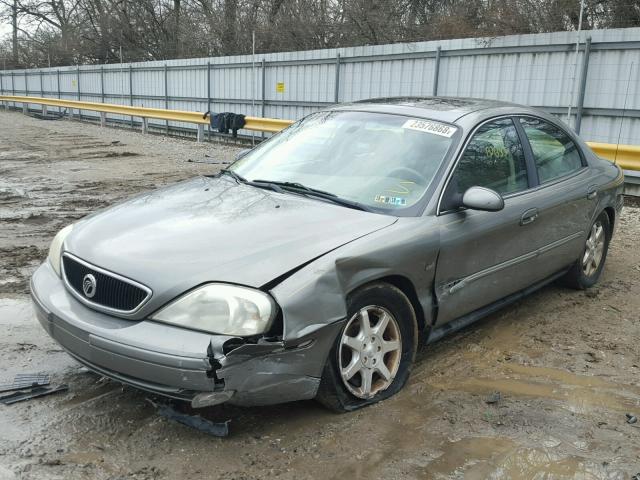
[614,62,634,164]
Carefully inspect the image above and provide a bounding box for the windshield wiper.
[251,180,337,197]
[219,169,247,183]
[250,179,370,212]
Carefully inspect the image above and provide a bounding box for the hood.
[64,176,397,317]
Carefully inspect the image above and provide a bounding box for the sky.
[0,22,9,38]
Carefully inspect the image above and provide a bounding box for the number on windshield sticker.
[402,119,457,138]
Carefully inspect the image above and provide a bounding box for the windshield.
[230,111,457,212]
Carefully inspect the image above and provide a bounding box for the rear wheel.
[316,283,418,412]
[563,212,611,289]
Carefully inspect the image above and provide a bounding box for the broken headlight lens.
[48,224,74,277]
[151,284,276,336]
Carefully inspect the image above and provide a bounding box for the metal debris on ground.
[0,384,68,405]
[0,373,50,393]
[626,413,638,424]
[147,399,230,437]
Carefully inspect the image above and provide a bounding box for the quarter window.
[449,118,529,197]
[520,117,583,183]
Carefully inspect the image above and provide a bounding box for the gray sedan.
[31,97,624,411]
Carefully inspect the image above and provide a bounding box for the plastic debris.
[626,413,638,424]
[0,373,50,394]
[0,384,68,405]
[147,399,230,437]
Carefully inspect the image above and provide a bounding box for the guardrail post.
[197,123,204,142]
[42,104,47,117]
[100,112,106,127]
[575,36,591,134]
[142,117,148,135]
[433,46,441,96]
[334,53,341,103]
[22,102,27,115]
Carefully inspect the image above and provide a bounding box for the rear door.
[516,116,597,278]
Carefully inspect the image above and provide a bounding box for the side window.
[520,117,583,183]
[448,118,529,199]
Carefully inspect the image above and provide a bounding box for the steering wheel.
[387,167,426,184]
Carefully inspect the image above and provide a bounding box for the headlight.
[151,283,276,336]
[48,224,74,277]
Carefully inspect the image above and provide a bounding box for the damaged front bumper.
[30,262,343,408]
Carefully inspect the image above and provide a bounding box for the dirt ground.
[1,110,639,480]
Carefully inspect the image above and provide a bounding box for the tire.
[563,211,611,290]
[315,282,418,412]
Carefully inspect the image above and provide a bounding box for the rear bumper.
[31,262,342,407]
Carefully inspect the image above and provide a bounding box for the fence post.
[100,65,105,103]
[129,64,134,128]
[41,69,46,116]
[164,63,169,133]
[23,71,28,115]
[207,61,211,140]
[575,37,591,135]
[76,66,81,120]
[334,53,341,103]
[261,58,266,139]
[433,46,441,96]
[57,69,61,116]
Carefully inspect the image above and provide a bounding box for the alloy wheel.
[582,220,605,277]
[338,306,402,399]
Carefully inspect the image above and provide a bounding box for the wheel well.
[603,207,615,236]
[350,275,427,334]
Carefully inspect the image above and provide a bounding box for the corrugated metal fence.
[1,28,639,144]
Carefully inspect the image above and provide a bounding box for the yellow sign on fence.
[276,82,285,93]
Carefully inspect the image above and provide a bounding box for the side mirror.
[235,148,251,160]
[462,186,504,212]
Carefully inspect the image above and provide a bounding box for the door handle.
[520,208,538,226]
[586,185,598,200]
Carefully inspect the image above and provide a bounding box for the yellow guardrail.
[1,95,639,171]
[585,142,640,172]
[0,95,294,134]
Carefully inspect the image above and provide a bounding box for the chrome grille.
[62,254,151,314]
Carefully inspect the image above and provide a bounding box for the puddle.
[425,437,621,479]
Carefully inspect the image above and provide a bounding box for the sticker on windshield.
[402,119,457,137]
[375,195,407,207]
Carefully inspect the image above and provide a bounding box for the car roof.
[330,96,526,124]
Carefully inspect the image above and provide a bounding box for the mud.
[1,110,639,480]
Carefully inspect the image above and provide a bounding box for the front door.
[434,117,541,326]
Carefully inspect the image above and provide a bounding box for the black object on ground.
[0,384,68,405]
[626,413,638,424]
[0,373,50,393]
[485,391,501,404]
[148,399,230,437]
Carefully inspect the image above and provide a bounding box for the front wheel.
[316,283,418,412]
[563,212,611,289]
